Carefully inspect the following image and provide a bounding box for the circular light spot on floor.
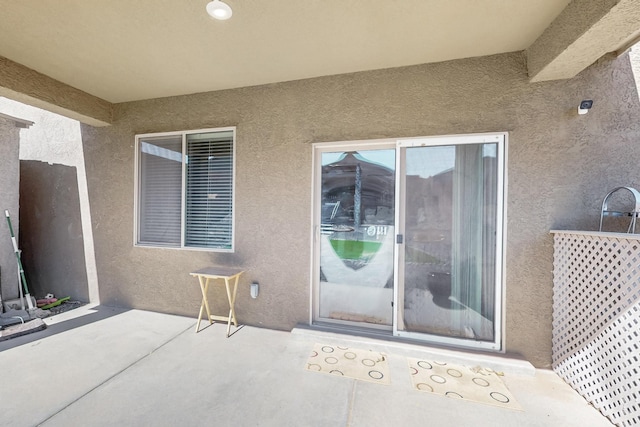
[369,370,384,380]
[430,375,447,384]
[417,361,433,370]
[330,370,344,375]
[447,369,463,378]
[490,392,510,403]
[417,383,434,392]
[362,359,376,367]
[446,391,464,399]
[325,357,338,364]
[472,377,490,387]
[344,352,357,360]
[307,364,322,371]
[321,346,335,353]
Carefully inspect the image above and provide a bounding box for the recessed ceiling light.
[206,0,233,20]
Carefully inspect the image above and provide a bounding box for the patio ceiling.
[1,0,640,126]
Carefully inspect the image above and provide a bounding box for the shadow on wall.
[19,160,89,302]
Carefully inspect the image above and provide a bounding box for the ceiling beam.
[0,56,113,127]
[527,0,640,82]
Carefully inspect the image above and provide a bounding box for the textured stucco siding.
[19,161,89,302]
[0,118,20,301]
[81,51,640,367]
[0,98,100,304]
[0,56,113,126]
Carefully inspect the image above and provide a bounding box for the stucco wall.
[19,161,89,302]
[0,118,20,302]
[0,97,99,304]
[81,51,640,367]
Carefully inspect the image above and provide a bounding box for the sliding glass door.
[315,146,396,328]
[395,134,504,350]
[313,134,505,350]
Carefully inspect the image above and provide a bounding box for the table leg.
[224,275,239,337]
[196,276,212,333]
[230,275,239,327]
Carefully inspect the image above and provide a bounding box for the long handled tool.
[17,267,25,310]
[4,210,34,310]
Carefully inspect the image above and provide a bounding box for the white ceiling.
[0,0,571,103]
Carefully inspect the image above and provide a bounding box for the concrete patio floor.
[0,306,611,427]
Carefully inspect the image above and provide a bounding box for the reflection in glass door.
[316,148,396,328]
[396,135,504,349]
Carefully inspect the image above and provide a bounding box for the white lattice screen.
[552,231,640,426]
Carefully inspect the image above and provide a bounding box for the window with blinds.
[135,128,235,251]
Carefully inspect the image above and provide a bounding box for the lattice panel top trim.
[552,232,640,366]
[551,230,640,241]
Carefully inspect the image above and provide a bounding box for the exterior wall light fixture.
[206,0,233,20]
[250,283,259,299]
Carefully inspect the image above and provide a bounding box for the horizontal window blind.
[138,136,182,245]
[185,131,234,249]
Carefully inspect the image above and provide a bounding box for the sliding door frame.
[310,132,508,353]
[393,133,507,352]
[310,138,398,329]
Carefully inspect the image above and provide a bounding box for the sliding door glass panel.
[401,144,497,341]
[318,150,396,326]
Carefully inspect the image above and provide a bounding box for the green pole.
[4,210,33,309]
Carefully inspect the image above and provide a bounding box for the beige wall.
[81,51,640,367]
[0,98,100,304]
[19,161,89,302]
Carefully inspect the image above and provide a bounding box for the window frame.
[133,126,236,252]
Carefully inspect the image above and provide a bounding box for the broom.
[4,210,34,310]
